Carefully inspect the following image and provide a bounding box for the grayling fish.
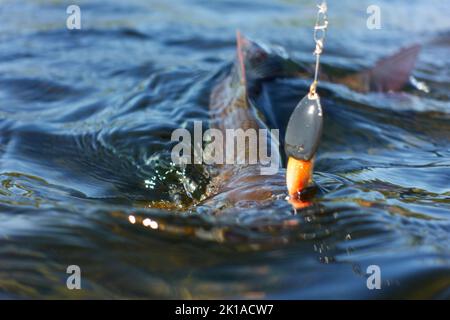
[203,32,421,209]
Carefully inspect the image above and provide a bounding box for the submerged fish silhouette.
[202,32,421,209]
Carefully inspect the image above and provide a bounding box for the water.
[0,0,449,299]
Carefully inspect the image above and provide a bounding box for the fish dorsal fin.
[236,30,247,87]
[234,32,306,87]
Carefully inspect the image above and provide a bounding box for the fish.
[202,31,421,209]
[204,31,288,209]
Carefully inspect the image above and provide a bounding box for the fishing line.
[309,1,328,99]
[284,1,329,208]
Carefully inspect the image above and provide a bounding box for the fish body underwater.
[205,32,286,208]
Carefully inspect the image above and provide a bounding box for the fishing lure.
[285,2,328,201]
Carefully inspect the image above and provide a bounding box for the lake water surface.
[0,0,449,298]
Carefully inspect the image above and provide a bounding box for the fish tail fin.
[369,44,421,92]
[342,44,421,92]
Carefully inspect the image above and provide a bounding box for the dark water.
[1,0,450,299]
